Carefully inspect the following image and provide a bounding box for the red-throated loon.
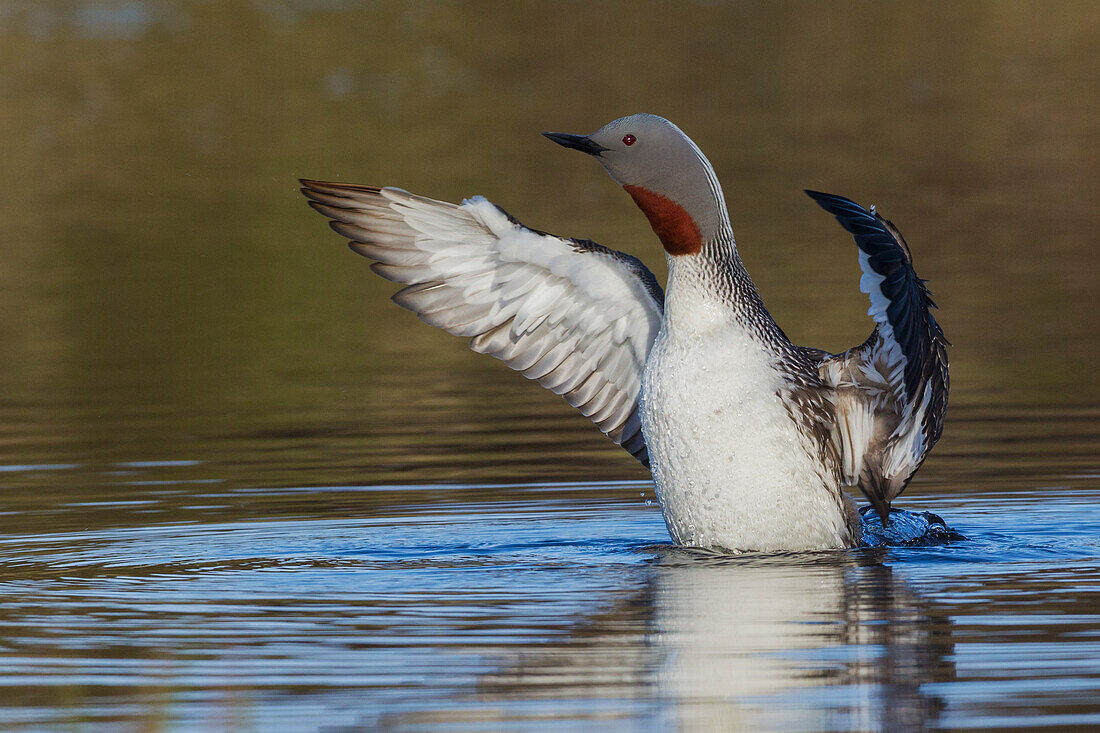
[300,113,949,552]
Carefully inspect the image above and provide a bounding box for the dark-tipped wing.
[301,179,665,466]
[806,190,949,518]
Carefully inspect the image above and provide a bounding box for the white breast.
[639,289,853,552]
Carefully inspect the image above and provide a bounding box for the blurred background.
[0,0,1095,493]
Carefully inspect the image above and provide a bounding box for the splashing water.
[859,505,966,547]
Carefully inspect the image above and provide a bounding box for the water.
[1,2,1098,730]
[3,454,1099,730]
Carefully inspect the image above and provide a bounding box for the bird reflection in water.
[479,551,954,731]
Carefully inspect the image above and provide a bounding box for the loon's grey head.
[543,113,729,256]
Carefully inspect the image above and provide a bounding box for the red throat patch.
[623,185,703,256]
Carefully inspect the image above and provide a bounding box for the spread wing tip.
[804,189,875,223]
[300,178,382,191]
[300,179,385,200]
[804,189,843,201]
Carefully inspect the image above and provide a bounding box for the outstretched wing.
[300,179,665,466]
[806,190,949,520]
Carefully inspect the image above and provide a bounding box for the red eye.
[622,134,636,146]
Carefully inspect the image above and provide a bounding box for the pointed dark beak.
[541,131,609,157]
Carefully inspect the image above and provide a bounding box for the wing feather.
[301,179,665,466]
[807,191,949,519]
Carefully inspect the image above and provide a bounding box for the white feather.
[302,181,663,462]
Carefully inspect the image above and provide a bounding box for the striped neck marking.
[623,185,703,256]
